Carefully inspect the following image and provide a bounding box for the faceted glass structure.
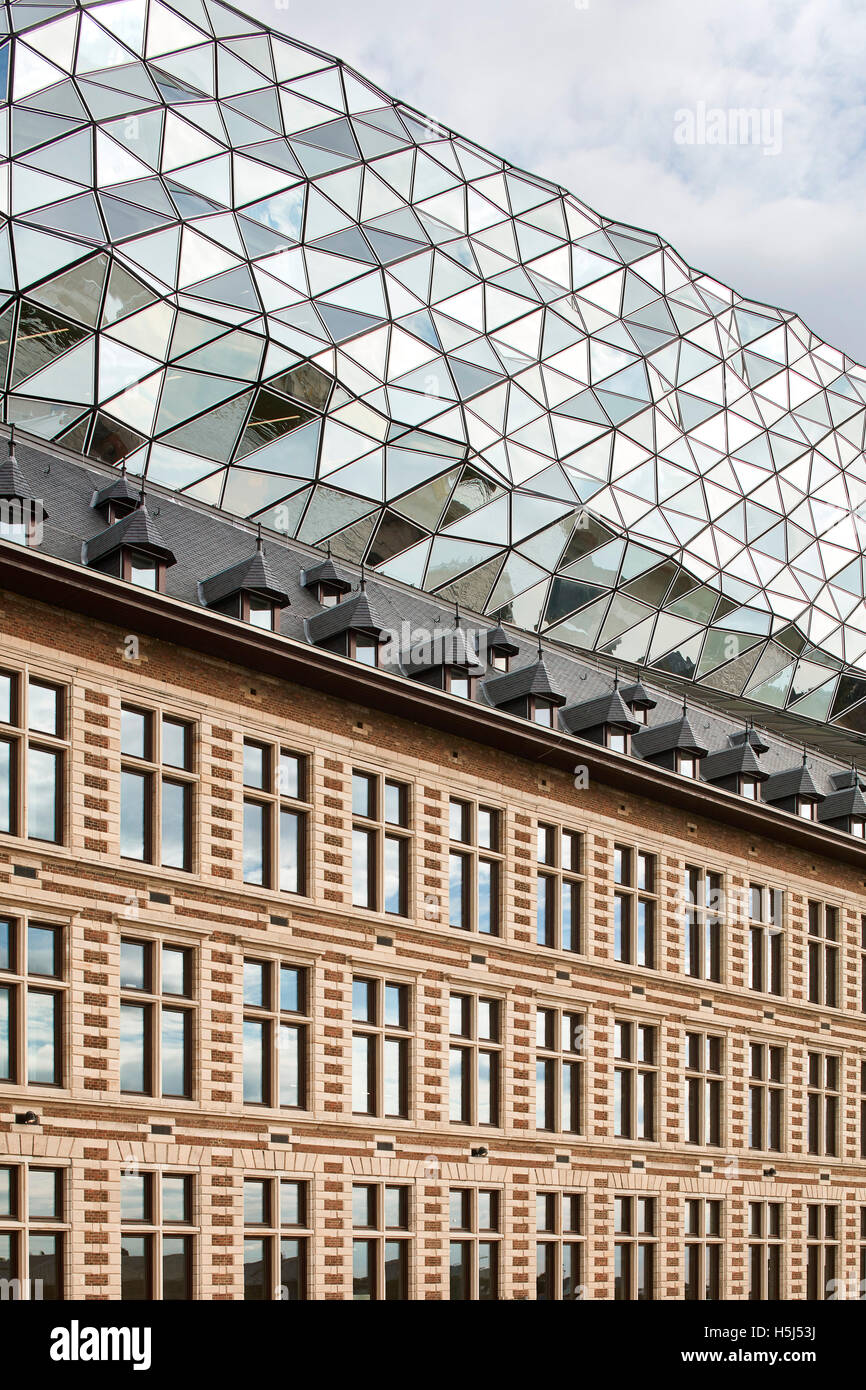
[4,0,866,733]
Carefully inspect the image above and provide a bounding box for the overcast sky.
[244,0,866,365]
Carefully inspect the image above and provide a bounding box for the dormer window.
[127,551,161,591]
[318,582,343,608]
[248,596,276,630]
[635,705,649,725]
[0,503,29,546]
[740,776,759,800]
[349,633,379,667]
[531,698,555,727]
[677,753,698,779]
[491,651,510,673]
[445,669,475,699]
[797,799,817,820]
[607,728,630,755]
[852,818,865,838]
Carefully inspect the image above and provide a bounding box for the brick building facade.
[3,532,866,1300]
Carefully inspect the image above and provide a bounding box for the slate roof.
[299,557,352,594]
[632,713,709,759]
[483,654,566,707]
[83,503,176,567]
[701,740,769,783]
[306,587,389,644]
[200,545,289,608]
[762,761,823,804]
[560,688,641,736]
[6,429,866,835]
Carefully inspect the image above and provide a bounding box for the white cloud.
[245,0,866,360]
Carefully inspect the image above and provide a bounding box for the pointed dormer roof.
[307,585,389,645]
[632,707,708,759]
[762,757,823,806]
[84,499,176,568]
[200,534,289,608]
[91,465,141,516]
[483,651,566,708]
[619,678,657,712]
[560,686,640,736]
[0,429,45,516]
[299,555,352,595]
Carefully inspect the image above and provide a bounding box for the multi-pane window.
[0,1164,65,1298]
[119,938,194,1099]
[807,902,839,1008]
[861,916,866,1013]
[613,845,656,967]
[449,994,501,1127]
[685,1199,722,1300]
[684,866,722,981]
[807,1052,839,1157]
[748,1201,782,1299]
[536,1006,583,1133]
[0,919,64,1086]
[243,1177,309,1301]
[614,1196,655,1300]
[120,1171,195,1300]
[805,1204,838,1301]
[0,671,65,843]
[242,960,308,1109]
[614,1021,656,1140]
[351,771,410,915]
[351,978,410,1119]
[120,707,194,870]
[352,1183,411,1300]
[860,1208,866,1297]
[536,823,583,951]
[242,741,309,894]
[748,883,783,995]
[449,799,502,935]
[449,1188,500,1299]
[535,1192,583,1300]
[861,1061,866,1160]
[685,1033,723,1146]
[749,1043,783,1151]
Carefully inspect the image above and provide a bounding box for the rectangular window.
[351,977,410,1119]
[535,1191,584,1300]
[685,1033,723,1146]
[748,1201,782,1299]
[536,824,583,951]
[0,672,66,843]
[749,1043,783,1152]
[449,994,502,1127]
[614,1196,656,1300]
[120,938,194,1099]
[0,1164,66,1298]
[685,1199,722,1300]
[535,1007,583,1133]
[449,799,503,935]
[807,1052,839,1157]
[749,883,784,995]
[120,1170,195,1300]
[243,1176,310,1300]
[805,1204,838,1301]
[684,866,723,982]
[449,1188,500,1300]
[242,742,309,894]
[613,845,657,967]
[352,1183,411,1300]
[121,708,195,871]
[351,771,410,915]
[242,959,309,1109]
[808,902,839,1008]
[614,1021,656,1140]
[0,919,64,1086]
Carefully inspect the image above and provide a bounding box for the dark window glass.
[162,1235,191,1300]
[121,1234,151,1300]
